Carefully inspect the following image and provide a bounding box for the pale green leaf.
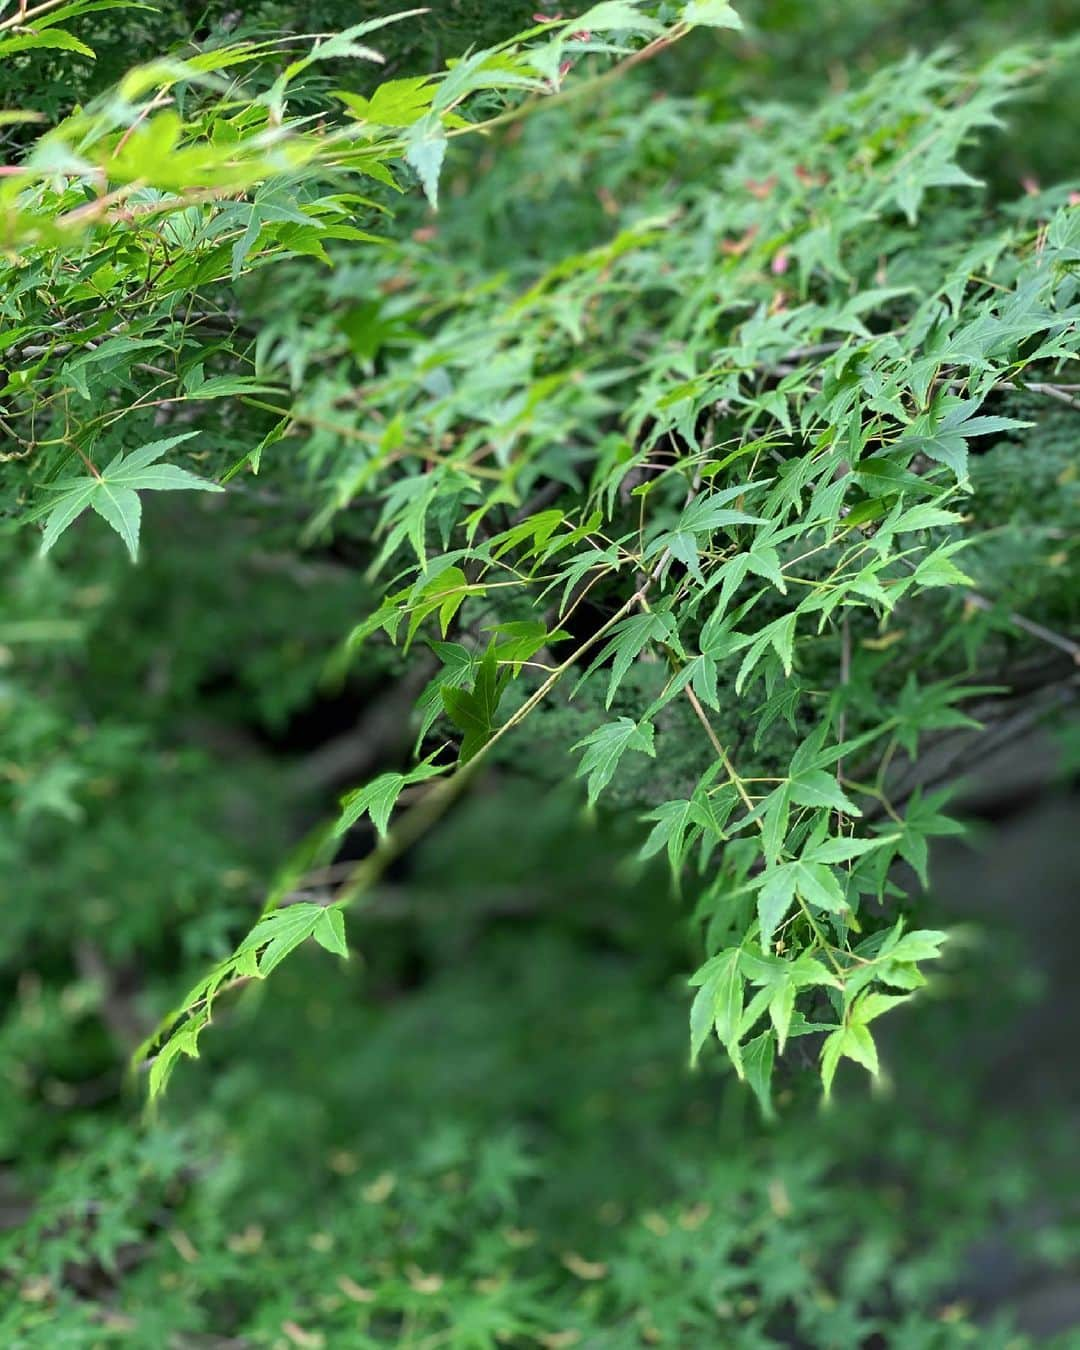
[405,115,447,208]
[312,908,349,959]
[682,0,743,28]
[90,484,141,561]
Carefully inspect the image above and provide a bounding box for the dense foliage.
[1,0,1078,1344]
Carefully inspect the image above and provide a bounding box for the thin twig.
[329,568,664,912]
[962,589,1080,665]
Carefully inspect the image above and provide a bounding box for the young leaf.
[89,484,141,561]
[35,434,222,561]
[689,948,745,1076]
[442,645,509,764]
[337,760,445,837]
[742,1030,776,1121]
[405,115,448,208]
[312,908,349,959]
[789,769,861,816]
[573,717,656,805]
[757,865,797,953]
[682,0,743,28]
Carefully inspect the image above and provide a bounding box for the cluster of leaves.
[1,0,736,540]
[3,0,1078,1113]
[81,22,1074,1106]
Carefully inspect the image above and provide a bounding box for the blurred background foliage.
[1,0,1078,1346]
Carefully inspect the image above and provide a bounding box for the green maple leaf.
[35,433,223,561]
